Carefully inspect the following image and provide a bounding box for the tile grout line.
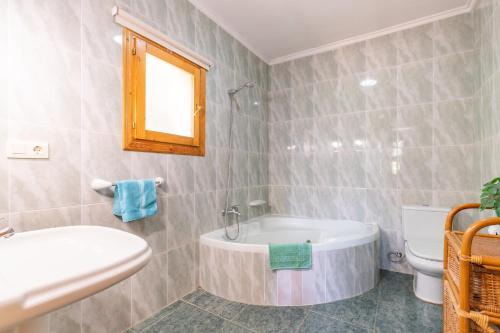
[181,297,258,333]
[309,308,375,331]
[293,307,312,333]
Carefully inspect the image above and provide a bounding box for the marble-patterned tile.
[315,187,339,219]
[338,112,367,149]
[195,191,218,234]
[234,305,309,333]
[130,152,168,184]
[397,23,434,64]
[435,52,474,101]
[376,270,414,305]
[397,60,433,106]
[313,50,337,82]
[363,68,397,111]
[375,299,442,333]
[298,311,368,333]
[81,198,167,254]
[166,0,196,47]
[247,118,261,153]
[338,75,367,113]
[314,115,339,152]
[167,194,195,250]
[49,301,82,333]
[240,252,266,305]
[334,42,366,76]
[8,43,81,129]
[366,108,397,149]
[269,62,292,91]
[268,89,292,123]
[338,188,366,222]
[291,153,315,187]
[82,0,122,65]
[302,251,327,305]
[312,292,377,329]
[290,119,316,153]
[338,150,366,188]
[9,124,81,211]
[291,85,314,119]
[82,279,132,333]
[365,149,398,189]
[234,41,249,78]
[81,132,131,204]
[215,28,235,69]
[366,189,401,230]
[269,122,292,154]
[263,255,279,305]
[184,291,246,320]
[142,302,224,333]
[291,56,315,87]
[398,147,433,190]
[132,0,167,32]
[219,321,254,333]
[313,80,338,116]
[396,104,433,147]
[167,244,196,304]
[365,34,398,70]
[9,0,81,52]
[193,149,217,193]
[212,248,242,301]
[11,206,81,232]
[378,228,412,273]
[434,145,476,191]
[277,270,303,306]
[435,13,474,56]
[290,186,318,218]
[82,58,121,135]
[167,155,194,195]
[132,253,168,325]
[131,301,184,332]
[434,99,474,145]
[313,152,338,187]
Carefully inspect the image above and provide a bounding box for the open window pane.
[145,52,195,138]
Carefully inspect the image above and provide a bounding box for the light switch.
[7,140,49,159]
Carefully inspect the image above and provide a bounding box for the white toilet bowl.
[402,206,450,305]
[405,242,443,304]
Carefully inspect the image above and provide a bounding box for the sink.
[0,225,152,330]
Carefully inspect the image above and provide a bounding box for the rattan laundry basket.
[444,276,491,333]
[443,203,500,333]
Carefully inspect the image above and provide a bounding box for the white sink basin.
[0,225,152,330]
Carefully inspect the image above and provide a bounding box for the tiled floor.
[128,270,442,333]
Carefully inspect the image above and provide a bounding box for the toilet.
[402,205,451,304]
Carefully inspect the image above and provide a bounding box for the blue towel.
[112,179,158,222]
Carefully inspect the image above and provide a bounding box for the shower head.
[228,81,255,95]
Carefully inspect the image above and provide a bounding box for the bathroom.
[0,0,499,332]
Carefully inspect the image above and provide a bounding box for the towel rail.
[91,177,164,191]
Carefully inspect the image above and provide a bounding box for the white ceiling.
[189,0,473,64]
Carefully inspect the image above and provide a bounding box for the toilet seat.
[405,243,443,276]
[406,238,443,262]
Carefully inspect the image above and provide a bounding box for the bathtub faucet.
[222,205,241,217]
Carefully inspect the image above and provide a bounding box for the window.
[122,28,206,156]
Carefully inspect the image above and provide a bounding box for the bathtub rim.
[200,214,380,253]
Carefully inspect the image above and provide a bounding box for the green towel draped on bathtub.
[268,241,312,270]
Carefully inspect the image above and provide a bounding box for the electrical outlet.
[6,140,49,159]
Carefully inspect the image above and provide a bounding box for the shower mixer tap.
[222,205,241,217]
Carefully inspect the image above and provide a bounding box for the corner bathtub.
[199,215,380,306]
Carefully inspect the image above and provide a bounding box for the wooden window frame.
[122,28,206,156]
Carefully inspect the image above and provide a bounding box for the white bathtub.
[199,215,380,306]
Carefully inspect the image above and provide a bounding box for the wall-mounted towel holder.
[91,177,164,191]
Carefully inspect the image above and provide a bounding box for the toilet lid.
[406,238,443,262]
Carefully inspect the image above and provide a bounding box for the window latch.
[131,36,137,55]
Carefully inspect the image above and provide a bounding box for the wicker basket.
[444,278,485,333]
[446,231,500,312]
